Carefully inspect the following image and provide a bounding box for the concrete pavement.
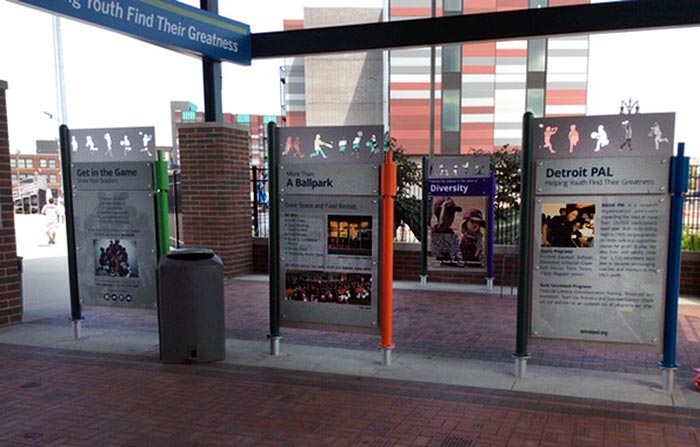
[6,214,700,411]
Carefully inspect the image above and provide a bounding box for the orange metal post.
[380,150,397,353]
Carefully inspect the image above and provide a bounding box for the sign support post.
[514,112,534,378]
[420,156,429,285]
[60,124,83,339]
[660,142,690,392]
[154,150,170,257]
[381,150,397,365]
[267,122,281,355]
[486,172,497,289]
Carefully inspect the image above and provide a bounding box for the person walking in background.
[57,196,65,224]
[41,198,60,245]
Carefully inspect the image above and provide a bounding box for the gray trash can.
[158,248,225,363]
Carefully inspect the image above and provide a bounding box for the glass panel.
[526,88,545,118]
[527,39,546,72]
[442,89,460,132]
[443,0,462,13]
[442,45,461,73]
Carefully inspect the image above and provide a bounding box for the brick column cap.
[0,80,8,90]
[179,121,249,133]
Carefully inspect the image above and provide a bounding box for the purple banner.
[428,178,493,197]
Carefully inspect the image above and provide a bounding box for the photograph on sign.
[285,270,372,306]
[540,202,596,249]
[94,239,139,278]
[327,215,372,256]
[429,196,488,269]
[532,113,675,159]
[532,195,668,345]
[73,190,157,308]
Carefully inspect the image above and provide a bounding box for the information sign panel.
[426,155,493,271]
[70,127,158,309]
[530,113,675,346]
[278,125,383,331]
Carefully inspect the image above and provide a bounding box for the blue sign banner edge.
[10,0,251,65]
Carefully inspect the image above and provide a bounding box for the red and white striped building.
[282,0,591,155]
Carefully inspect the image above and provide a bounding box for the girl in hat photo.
[460,208,486,267]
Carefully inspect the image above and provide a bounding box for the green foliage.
[466,145,522,243]
[387,137,423,241]
[683,231,700,251]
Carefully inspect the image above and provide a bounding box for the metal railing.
[168,159,700,249]
[686,158,700,235]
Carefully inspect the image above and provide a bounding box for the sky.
[0,0,699,157]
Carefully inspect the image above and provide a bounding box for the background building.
[11,140,62,213]
[172,105,280,169]
[282,0,590,155]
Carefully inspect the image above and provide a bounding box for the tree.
[466,145,521,243]
[386,136,423,241]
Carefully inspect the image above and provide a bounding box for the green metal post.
[154,150,170,257]
[420,156,429,283]
[514,112,534,373]
[267,122,281,354]
[59,125,83,337]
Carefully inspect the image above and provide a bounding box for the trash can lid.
[166,247,215,261]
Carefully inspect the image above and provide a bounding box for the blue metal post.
[486,173,496,285]
[661,142,690,372]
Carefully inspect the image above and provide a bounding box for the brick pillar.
[178,123,252,277]
[0,81,22,327]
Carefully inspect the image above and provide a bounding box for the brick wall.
[178,123,252,277]
[0,81,22,327]
[681,252,700,296]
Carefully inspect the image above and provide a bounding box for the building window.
[18,159,26,169]
[442,89,461,132]
[11,174,17,183]
[49,174,58,184]
[10,159,16,168]
[40,159,47,168]
[49,159,57,168]
[26,159,34,169]
[237,114,251,124]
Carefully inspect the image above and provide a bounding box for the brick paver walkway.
[1,342,700,447]
[54,278,700,381]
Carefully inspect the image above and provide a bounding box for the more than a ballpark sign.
[10,0,251,65]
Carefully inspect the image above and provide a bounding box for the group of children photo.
[429,197,487,268]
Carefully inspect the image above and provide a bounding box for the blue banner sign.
[11,0,251,65]
[428,177,493,197]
